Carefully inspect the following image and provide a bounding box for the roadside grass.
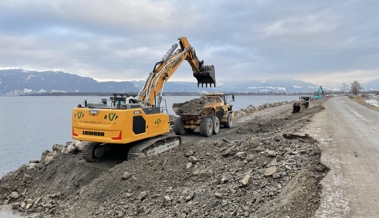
[349,95,379,112]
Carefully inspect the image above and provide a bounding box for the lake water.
[0,95,298,177]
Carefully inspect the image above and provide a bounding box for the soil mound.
[0,102,329,218]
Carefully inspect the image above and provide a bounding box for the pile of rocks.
[235,101,293,117]
[0,103,327,218]
[0,141,104,216]
[7,191,61,214]
[55,120,325,218]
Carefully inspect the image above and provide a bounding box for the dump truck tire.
[212,116,220,134]
[200,118,213,137]
[174,118,186,135]
[225,113,233,128]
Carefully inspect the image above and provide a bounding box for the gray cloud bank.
[0,0,378,87]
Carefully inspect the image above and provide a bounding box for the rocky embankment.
[234,101,294,118]
[0,100,328,218]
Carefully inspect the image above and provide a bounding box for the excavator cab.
[194,65,216,87]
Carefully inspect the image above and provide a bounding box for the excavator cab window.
[110,96,126,108]
[115,100,125,108]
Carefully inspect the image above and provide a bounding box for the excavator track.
[82,142,105,162]
[127,136,181,160]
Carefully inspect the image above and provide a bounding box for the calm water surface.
[0,95,298,176]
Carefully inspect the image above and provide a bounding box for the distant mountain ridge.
[363,78,379,91]
[0,69,365,95]
[131,79,326,94]
[0,69,138,95]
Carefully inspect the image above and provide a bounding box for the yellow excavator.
[72,37,216,161]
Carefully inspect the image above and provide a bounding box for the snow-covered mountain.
[215,80,323,93]
[131,79,327,94]
[0,69,138,95]
[363,78,379,91]
[0,69,344,95]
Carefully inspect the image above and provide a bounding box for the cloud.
[261,15,336,39]
[0,0,378,86]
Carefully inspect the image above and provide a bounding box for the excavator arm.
[318,86,324,95]
[138,37,216,106]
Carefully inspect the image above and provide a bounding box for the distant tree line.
[340,81,366,96]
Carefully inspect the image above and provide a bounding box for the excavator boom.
[314,86,324,99]
[138,37,216,106]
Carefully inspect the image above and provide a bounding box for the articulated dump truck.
[292,96,310,113]
[172,93,234,137]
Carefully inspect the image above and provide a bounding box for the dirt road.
[306,96,379,218]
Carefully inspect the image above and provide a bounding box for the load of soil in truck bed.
[173,96,219,115]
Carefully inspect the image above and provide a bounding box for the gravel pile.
[0,102,328,218]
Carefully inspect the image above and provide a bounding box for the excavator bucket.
[194,65,216,87]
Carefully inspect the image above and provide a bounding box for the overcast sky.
[1,0,378,87]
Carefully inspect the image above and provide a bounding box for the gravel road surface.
[306,96,379,218]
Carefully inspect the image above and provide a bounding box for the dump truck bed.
[172,96,223,116]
